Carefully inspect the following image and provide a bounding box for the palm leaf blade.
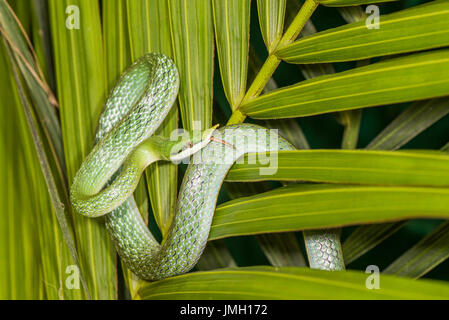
[210,184,449,240]
[227,150,449,186]
[384,221,449,278]
[138,266,449,299]
[241,50,449,119]
[48,0,116,299]
[213,0,250,110]
[277,0,449,63]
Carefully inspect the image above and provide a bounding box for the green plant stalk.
[227,0,318,125]
[340,110,362,149]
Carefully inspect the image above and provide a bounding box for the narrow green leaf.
[13,61,86,300]
[297,21,336,80]
[127,0,174,68]
[1,2,70,232]
[31,0,56,91]
[367,98,449,150]
[0,0,39,77]
[0,0,64,177]
[0,40,43,299]
[343,221,406,264]
[168,0,214,130]
[210,184,449,240]
[2,3,88,299]
[277,0,449,63]
[1,0,68,219]
[339,109,362,149]
[8,0,30,31]
[257,0,286,54]
[138,266,449,300]
[49,0,116,299]
[384,221,449,278]
[213,0,250,110]
[1,41,82,299]
[103,0,130,90]
[241,50,449,119]
[226,150,449,187]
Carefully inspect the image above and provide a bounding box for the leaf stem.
[227,0,318,125]
[340,110,362,149]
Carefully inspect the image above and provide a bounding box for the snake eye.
[181,141,193,152]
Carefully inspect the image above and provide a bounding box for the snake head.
[169,124,220,163]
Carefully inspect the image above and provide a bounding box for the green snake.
[70,53,345,281]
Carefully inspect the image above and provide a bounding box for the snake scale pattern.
[70,53,344,281]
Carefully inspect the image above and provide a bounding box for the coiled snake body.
[70,53,344,281]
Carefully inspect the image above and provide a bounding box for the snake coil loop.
[71,53,344,281]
